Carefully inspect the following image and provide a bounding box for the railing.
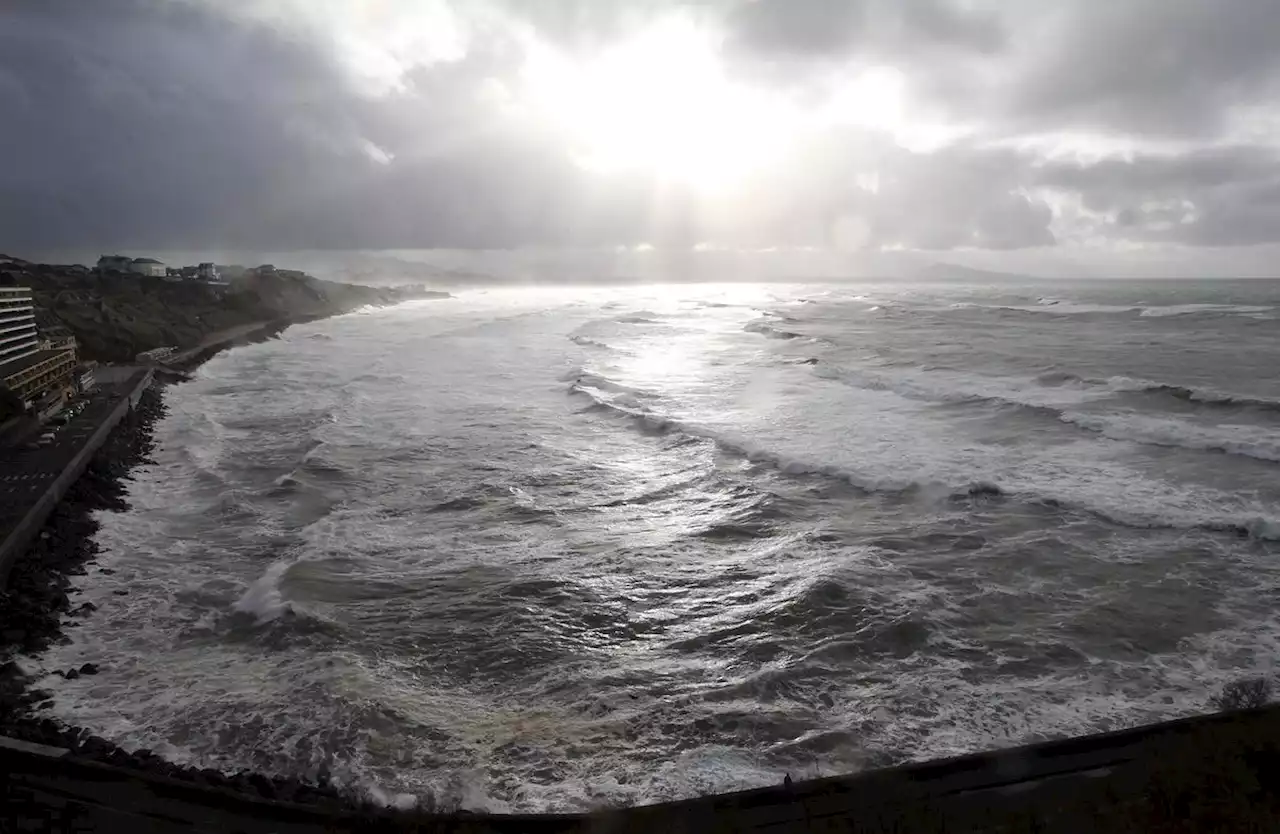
[0,344,38,363]
[0,321,36,337]
[0,331,37,348]
[0,346,39,367]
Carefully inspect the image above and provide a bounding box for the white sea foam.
[30,278,1280,811]
[233,561,293,623]
[948,300,1274,318]
[1060,411,1280,463]
[1138,303,1274,317]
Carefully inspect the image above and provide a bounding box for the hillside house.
[130,257,166,277]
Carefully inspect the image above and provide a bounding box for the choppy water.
[30,279,1280,810]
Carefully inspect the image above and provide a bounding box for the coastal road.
[0,370,148,550]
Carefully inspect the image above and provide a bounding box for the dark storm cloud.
[726,0,1280,143]
[725,0,1003,58]
[0,0,378,248]
[1037,147,1279,204]
[999,0,1280,139]
[0,0,710,250]
[1036,145,1280,246]
[2,0,1280,255]
[864,144,1053,250]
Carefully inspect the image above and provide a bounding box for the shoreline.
[3,297,1280,828]
[0,305,438,817]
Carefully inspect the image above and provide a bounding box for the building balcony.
[0,326,37,344]
[0,344,38,362]
[0,320,36,336]
[1,349,77,392]
[0,344,39,365]
[0,326,37,343]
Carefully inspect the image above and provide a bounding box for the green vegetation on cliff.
[0,258,445,363]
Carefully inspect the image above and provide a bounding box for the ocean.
[28,277,1280,811]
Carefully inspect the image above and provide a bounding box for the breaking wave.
[563,368,655,400]
[34,280,1280,812]
[812,361,1280,420]
[1103,377,1280,412]
[1059,411,1280,464]
[949,300,1274,319]
[232,561,296,623]
[568,378,1280,541]
[615,311,661,324]
[569,334,613,350]
[744,319,805,340]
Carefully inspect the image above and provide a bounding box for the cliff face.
[0,262,445,363]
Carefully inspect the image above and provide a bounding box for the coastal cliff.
[0,255,447,363]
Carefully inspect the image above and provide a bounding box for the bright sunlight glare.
[519,18,799,189]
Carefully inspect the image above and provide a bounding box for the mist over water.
[29,277,1280,811]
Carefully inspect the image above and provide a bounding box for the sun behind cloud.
[517,16,801,189]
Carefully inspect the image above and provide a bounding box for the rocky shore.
[0,345,451,821]
[0,386,378,810]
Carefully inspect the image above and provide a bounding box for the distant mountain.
[916,262,1038,282]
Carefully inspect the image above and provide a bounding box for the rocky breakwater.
[0,387,405,816]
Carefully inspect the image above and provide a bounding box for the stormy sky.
[4,0,1280,271]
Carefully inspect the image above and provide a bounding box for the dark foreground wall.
[0,369,154,585]
[6,703,1280,833]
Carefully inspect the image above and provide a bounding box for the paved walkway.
[164,321,278,367]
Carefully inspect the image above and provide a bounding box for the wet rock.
[0,368,409,816]
[198,768,225,788]
[249,773,276,799]
[80,735,112,757]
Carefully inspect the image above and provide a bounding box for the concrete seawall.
[4,703,1279,831]
[0,368,154,585]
